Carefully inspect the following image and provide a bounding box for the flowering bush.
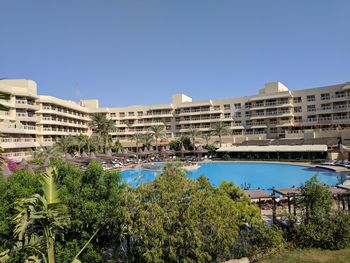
[6,159,17,172]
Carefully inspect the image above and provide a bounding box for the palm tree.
[54,136,75,154]
[201,132,212,146]
[74,134,88,154]
[0,91,10,111]
[13,167,69,263]
[113,139,123,152]
[89,113,115,152]
[212,122,229,147]
[188,129,201,149]
[142,133,153,149]
[150,125,165,152]
[131,133,144,154]
[85,136,97,153]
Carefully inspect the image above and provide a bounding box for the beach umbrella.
[26,165,34,173]
[81,152,89,158]
[19,158,28,166]
[43,158,50,166]
[90,152,96,159]
[1,165,12,179]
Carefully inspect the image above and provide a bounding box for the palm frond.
[41,167,60,205]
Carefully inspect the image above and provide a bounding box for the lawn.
[261,248,350,263]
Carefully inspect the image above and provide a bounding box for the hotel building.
[1,79,350,160]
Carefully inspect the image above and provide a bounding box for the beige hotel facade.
[1,79,350,161]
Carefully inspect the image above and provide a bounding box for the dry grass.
[261,248,350,263]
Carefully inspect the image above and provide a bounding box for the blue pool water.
[120,162,346,189]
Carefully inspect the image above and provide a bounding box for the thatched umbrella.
[43,158,50,166]
[26,165,34,174]
[90,152,96,159]
[1,165,12,179]
[19,158,28,166]
[177,145,189,158]
[81,152,89,158]
[193,145,208,158]
[65,153,73,160]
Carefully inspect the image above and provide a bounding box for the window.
[307,105,316,112]
[137,111,143,116]
[320,93,330,100]
[214,105,220,110]
[119,112,125,117]
[128,112,134,116]
[224,113,231,118]
[234,103,241,109]
[293,97,302,103]
[224,104,231,110]
[321,103,331,110]
[294,106,302,113]
[335,91,346,98]
[245,102,252,109]
[234,112,241,118]
[307,95,315,102]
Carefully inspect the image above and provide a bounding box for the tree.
[141,133,153,149]
[201,132,212,146]
[299,175,333,221]
[112,140,123,152]
[189,129,201,148]
[0,170,41,250]
[125,163,261,262]
[169,136,192,151]
[85,136,97,153]
[74,134,88,154]
[11,168,69,263]
[131,133,143,154]
[212,122,229,147]
[55,160,127,263]
[0,91,10,111]
[150,125,165,152]
[89,113,115,153]
[54,136,75,155]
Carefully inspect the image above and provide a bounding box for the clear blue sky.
[0,1,349,107]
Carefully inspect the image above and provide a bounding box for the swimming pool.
[120,162,346,189]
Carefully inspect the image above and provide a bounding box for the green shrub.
[232,225,286,262]
[29,159,44,165]
[222,153,230,160]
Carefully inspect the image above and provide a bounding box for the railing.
[2,151,32,158]
[0,138,36,143]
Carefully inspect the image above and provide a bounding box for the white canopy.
[340,144,350,153]
[217,144,328,153]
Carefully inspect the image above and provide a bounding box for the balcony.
[15,100,39,110]
[178,109,223,116]
[0,137,39,149]
[38,108,90,121]
[16,113,37,122]
[0,123,37,134]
